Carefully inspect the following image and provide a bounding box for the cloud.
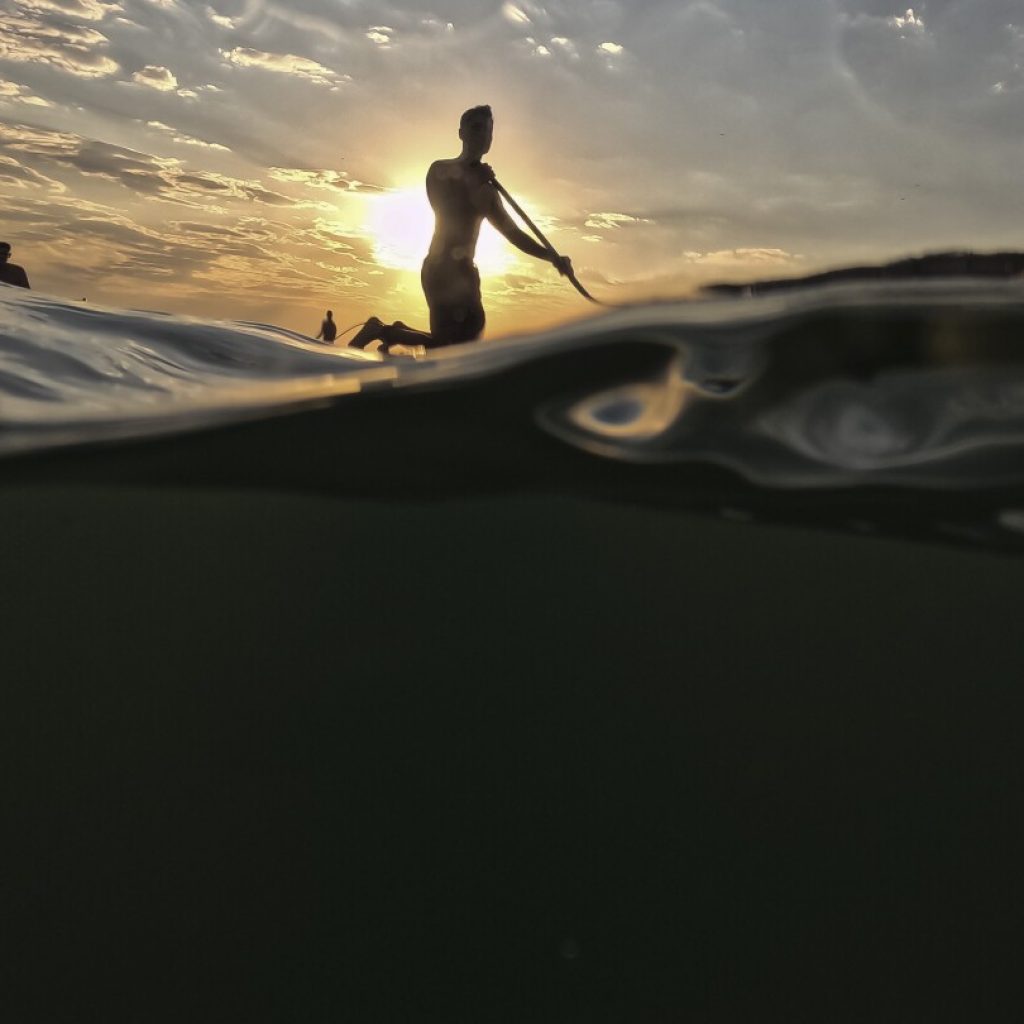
[233,181,298,206]
[501,0,628,72]
[836,1,1023,138]
[889,8,925,31]
[205,5,235,30]
[549,36,579,58]
[366,26,393,47]
[146,120,230,151]
[269,168,388,193]
[162,219,278,261]
[584,212,653,230]
[0,154,65,191]
[169,216,280,244]
[297,217,384,266]
[220,46,348,87]
[16,0,120,21]
[0,190,222,284]
[419,17,454,34]
[0,82,53,107]
[0,121,85,160]
[132,65,178,90]
[0,122,313,209]
[0,127,383,316]
[502,3,533,27]
[0,185,363,310]
[0,8,120,77]
[683,247,802,267]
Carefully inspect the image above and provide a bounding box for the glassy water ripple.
[4,281,1024,550]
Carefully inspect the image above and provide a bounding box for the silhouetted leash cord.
[333,321,371,342]
[311,319,376,344]
[489,175,612,307]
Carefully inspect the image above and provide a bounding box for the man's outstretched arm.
[484,191,570,273]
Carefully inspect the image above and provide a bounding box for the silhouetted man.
[316,309,337,342]
[350,105,571,351]
[0,242,30,289]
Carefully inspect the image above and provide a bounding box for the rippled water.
[4,279,1024,550]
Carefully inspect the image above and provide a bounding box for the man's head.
[459,105,493,158]
[0,242,10,264]
[326,309,333,318]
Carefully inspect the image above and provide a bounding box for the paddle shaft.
[489,176,604,305]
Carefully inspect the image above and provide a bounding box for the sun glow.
[365,186,514,275]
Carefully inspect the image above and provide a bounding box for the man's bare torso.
[425,158,493,263]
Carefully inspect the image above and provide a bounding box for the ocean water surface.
[3,277,1024,551]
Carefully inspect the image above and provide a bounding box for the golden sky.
[1,1,1022,340]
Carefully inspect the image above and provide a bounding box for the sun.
[364,185,514,276]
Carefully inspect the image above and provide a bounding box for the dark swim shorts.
[421,256,485,346]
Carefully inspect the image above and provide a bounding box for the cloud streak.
[133,64,178,90]
[269,168,388,194]
[220,46,349,87]
[0,7,120,77]
[0,122,316,209]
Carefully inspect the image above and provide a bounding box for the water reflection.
[542,281,1024,488]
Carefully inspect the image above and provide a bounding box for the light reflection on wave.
[3,280,1024,494]
[537,282,1024,488]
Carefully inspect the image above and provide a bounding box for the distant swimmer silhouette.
[349,105,573,352]
[316,309,337,343]
[0,242,30,289]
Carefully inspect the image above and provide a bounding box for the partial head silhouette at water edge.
[0,242,30,290]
